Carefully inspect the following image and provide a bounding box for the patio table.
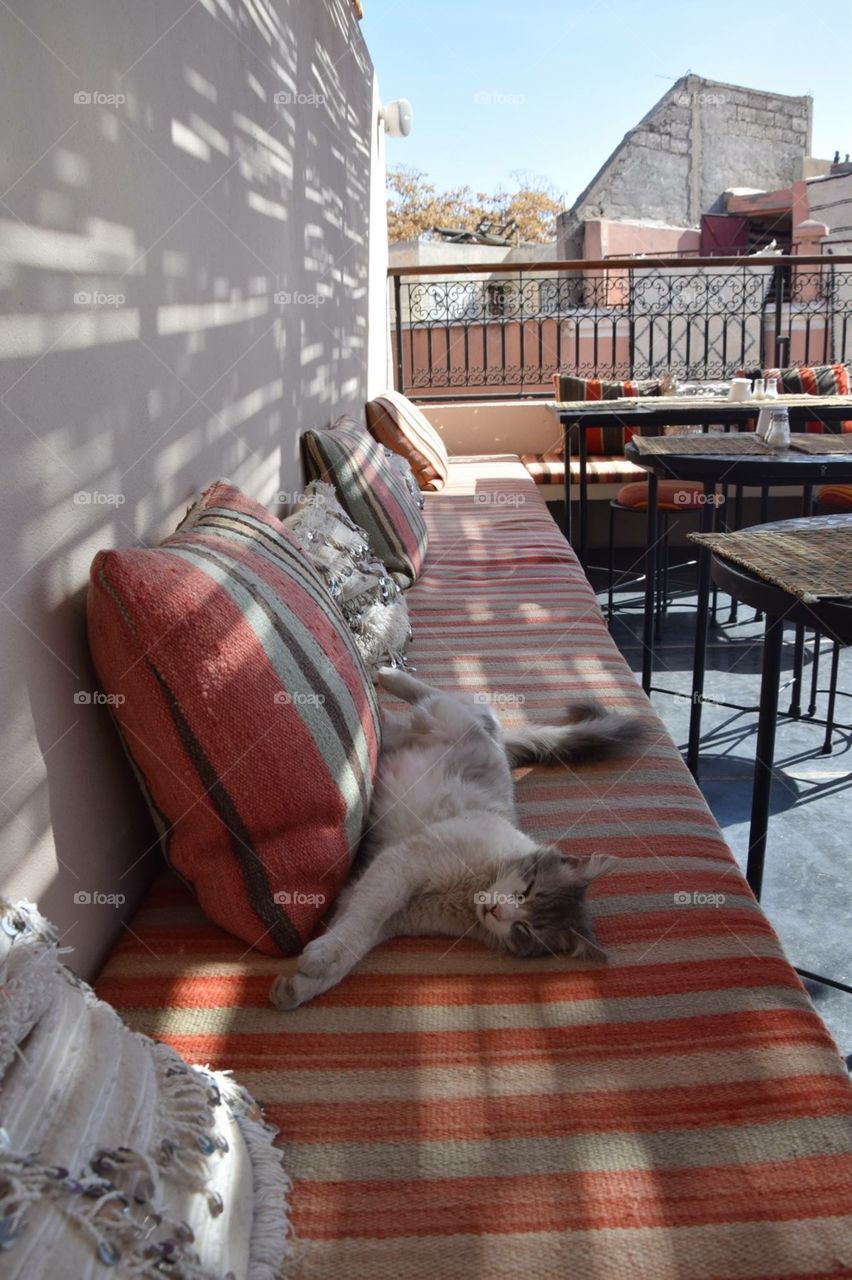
[685,518,852,1000]
[620,399,852,701]
[549,394,852,571]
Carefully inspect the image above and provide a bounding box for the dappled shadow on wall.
[0,0,373,973]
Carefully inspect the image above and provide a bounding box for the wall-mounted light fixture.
[379,99,413,137]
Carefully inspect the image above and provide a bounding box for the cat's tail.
[502,701,647,768]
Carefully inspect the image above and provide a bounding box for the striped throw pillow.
[303,419,428,586]
[748,364,852,432]
[554,375,664,454]
[87,481,380,956]
[366,390,449,491]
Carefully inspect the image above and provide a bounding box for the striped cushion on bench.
[746,364,852,432]
[366,389,449,492]
[303,420,428,586]
[521,453,645,485]
[87,480,380,956]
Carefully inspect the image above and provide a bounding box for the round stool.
[607,479,707,633]
[815,483,852,511]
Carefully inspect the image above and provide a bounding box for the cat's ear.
[574,853,620,884]
[569,928,608,962]
[560,852,620,883]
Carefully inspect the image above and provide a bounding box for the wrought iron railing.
[389,254,852,399]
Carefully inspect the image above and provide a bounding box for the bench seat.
[95,454,852,1279]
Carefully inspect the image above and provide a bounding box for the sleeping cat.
[271,669,645,1011]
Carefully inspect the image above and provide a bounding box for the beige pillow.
[0,898,291,1279]
[366,390,449,491]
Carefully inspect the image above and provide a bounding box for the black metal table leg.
[746,614,785,899]
[729,486,743,624]
[641,472,659,694]
[807,633,821,716]
[562,417,572,544]
[686,481,717,779]
[822,641,841,755]
[788,625,805,718]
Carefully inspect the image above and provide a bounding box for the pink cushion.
[87,481,380,956]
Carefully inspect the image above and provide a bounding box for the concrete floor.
[589,548,852,1064]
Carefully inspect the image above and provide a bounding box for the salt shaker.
[753,377,766,400]
[765,407,791,449]
[765,375,779,399]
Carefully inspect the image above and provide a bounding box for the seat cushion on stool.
[616,479,707,510]
[816,483,852,510]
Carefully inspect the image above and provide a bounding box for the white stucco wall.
[0,0,379,976]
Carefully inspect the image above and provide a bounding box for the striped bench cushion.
[87,480,380,957]
[96,456,852,1279]
[521,452,645,485]
[303,420,428,586]
[366,389,450,491]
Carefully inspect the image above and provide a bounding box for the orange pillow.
[366,390,449,491]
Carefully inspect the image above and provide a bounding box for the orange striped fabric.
[366,390,450,491]
[96,455,852,1280]
[521,452,645,484]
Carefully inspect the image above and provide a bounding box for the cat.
[270,668,646,1011]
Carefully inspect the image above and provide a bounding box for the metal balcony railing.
[388,253,852,400]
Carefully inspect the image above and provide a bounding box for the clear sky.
[362,0,852,204]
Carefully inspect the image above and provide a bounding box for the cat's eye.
[522,879,535,898]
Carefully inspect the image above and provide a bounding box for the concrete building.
[558,74,825,260]
[807,163,852,254]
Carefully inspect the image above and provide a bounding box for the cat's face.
[474,848,616,959]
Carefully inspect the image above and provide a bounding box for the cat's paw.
[269,973,303,1011]
[298,934,342,977]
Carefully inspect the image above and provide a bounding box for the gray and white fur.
[271,669,645,1010]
